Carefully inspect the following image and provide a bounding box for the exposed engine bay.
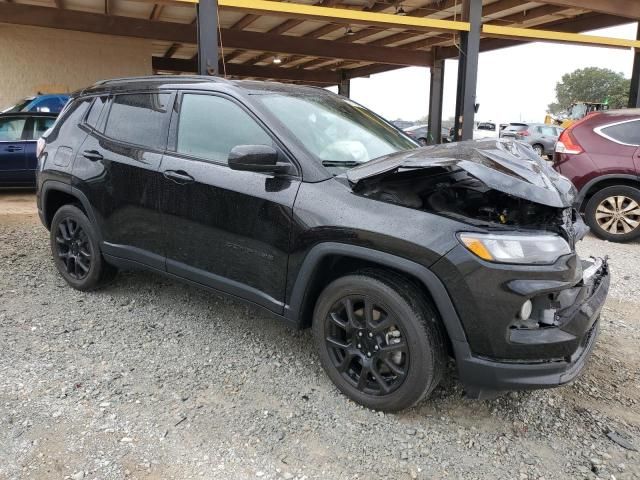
[355,167,568,232]
[346,139,587,242]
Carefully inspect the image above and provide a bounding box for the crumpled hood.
[346,139,577,208]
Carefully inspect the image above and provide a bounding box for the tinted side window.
[540,126,557,136]
[104,93,171,150]
[177,94,272,163]
[0,118,27,141]
[85,96,108,130]
[46,98,92,144]
[600,120,640,145]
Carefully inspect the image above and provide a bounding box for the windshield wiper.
[321,160,361,168]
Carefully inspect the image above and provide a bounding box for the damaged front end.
[346,139,587,245]
[346,139,611,396]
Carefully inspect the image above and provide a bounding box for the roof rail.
[92,75,231,87]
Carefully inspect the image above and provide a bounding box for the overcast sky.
[335,23,638,124]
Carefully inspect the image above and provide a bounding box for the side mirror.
[228,145,289,174]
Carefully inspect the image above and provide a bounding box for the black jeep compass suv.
[36,76,610,411]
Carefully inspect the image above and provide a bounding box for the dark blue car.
[0,112,57,187]
[2,94,69,114]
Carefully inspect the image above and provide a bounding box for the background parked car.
[514,123,563,157]
[0,112,57,187]
[2,94,69,114]
[553,108,640,242]
[403,125,451,145]
[404,124,429,145]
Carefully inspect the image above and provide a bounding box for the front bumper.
[453,257,609,398]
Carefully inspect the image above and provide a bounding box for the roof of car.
[603,108,640,116]
[80,75,328,97]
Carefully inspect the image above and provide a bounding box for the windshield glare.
[255,92,417,174]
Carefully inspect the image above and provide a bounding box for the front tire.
[312,270,446,411]
[50,204,116,290]
[585,186,640,242]
[532,143,544,156]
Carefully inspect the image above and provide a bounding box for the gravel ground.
[0,194,638,480]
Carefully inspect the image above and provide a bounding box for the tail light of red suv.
[554,113,603,155]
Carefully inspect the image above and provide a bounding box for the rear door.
[75,92,173,270]
[0,116,28,185]
[159,91,300,313]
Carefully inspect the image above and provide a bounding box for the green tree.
[547,67,630,114]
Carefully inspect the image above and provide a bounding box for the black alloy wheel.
[55,217,93,280]
[50,204,116,290]
[325,296,408,396]
[313,270,446,411]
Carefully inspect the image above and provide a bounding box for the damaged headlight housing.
[459,232,571,265]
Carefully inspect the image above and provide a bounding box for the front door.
[159,92,300,313]
[0,116,28,185]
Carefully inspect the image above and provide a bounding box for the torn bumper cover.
[454,257,610,399]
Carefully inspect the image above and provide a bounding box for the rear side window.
[176,94,272,163]
[599,120,640,146]
[104,93,171,150]
[0,117,26,141]
[85,96,108,130]
[539,126,557,136]
[45,97,92,144]
[26,117,56,140]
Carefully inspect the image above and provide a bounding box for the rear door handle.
[82,150,104,161]
[6,146,23,152]
[163,169,195,184]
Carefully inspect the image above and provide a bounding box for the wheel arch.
[284,243,467,345]
[41,181,102,240]
[576,174,640,211]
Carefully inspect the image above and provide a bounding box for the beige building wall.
[0,24,153,110]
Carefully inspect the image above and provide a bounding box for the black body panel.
[36,76,611,398]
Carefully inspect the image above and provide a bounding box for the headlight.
[458,232,571,265]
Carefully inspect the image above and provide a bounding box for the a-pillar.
[197,0,219,76]
[453,0,481,140]
[427,49,445,144]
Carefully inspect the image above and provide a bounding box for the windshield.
[2,97,34,113]
[255,92,417,174]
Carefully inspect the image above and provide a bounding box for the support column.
[629,23,640,108]
[427,50,445,145]
[338,71,351,97]
[197,0,219,76]
[453,0,481,141]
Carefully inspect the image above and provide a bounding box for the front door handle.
[83,150,104,161]
[163,169,195,185]
[6,146,23,152]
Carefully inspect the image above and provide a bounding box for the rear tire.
[312,269,446,411]
[585,185,640,242]
[50,205,117,290]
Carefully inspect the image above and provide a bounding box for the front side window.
[104,93,171,150]
[599,120,640,146]
[254,92,416,173]
[177,94,272,163]
[0,118,27,141]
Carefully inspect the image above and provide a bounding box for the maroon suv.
[553,109,640,242]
